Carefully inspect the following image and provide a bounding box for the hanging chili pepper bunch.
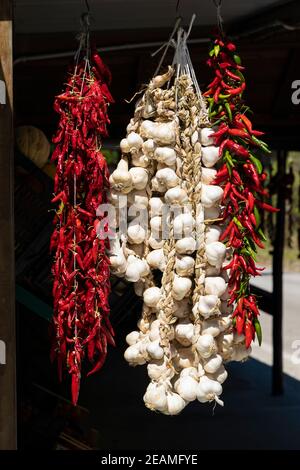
[203,35,278,348]
[50,36,114,405]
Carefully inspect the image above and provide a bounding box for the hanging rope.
[213,0,224,37]
[151,17,181,76]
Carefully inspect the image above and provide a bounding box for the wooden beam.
[272,149,286,396]
[0,0,17,450]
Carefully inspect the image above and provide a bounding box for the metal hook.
[85,0,90,12]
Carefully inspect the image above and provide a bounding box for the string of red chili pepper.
[50,43,115,405]
[204,36,278,348]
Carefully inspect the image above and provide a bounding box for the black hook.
[85,0,90,13]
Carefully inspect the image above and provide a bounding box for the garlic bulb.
[147,340,164,360]
[127,223,146,244]
[205,241,226,268]
[165,392,187,415]
[109,239,127,273]
[149,197,163,217]
[201,184,224,208]
[129,167,148,190]
[172,275,192,300]
[146,249,166,271]
[205,225,222,244]
[200,128,215,146]
[209,365,228,384]
[144,382,168,412]
[143,287,162,307]
[148,234,164,249]
[233,332,245,344]
[204,354,223,374]
[155,168,179,188]
[149,66,174,90]
[201,146,220,167]
[150,215,162,235]
[126,331,140,346]
[174,347,196,369]
[165,186,188,205]
[127,131,144,151]
[181,366,199,381]
[109,159,132,193]
[175,256,195,276]
[175,375,198,402]
[131,152,150,168]
[196,376,223,405]
[231,345,252,362]
[151,176,166,193]
[128,189,149,208]
[154,146,177,166]
[173,213,195,238]
[201,318,221,337]
[205,277,227,297]
[142,138,156,155]
[218,314,232,332]
[175,320,195,344]
[175,237,196,254]
[140,120,176,145]
[120,138,130,153]
[196,334,217,358]
[147,359,172,381]
[125,256,149,282]
[201,167,217,184]
[193,294,220,319]
[124,344,146,365]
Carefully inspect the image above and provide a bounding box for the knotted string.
[171,15,209,121]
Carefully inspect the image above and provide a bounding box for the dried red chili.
[50,39,114,405]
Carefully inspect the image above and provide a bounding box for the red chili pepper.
[239,114,252,133]
[226,42,236,52]
[225,69,241,81]
[236,315,245,335]
[225,139,249,158]
[232,169,243,186]
[231,186,247,201]
[237,297,244,315]
[255,200,279,212]
[247,192,255,212]
[214,86,222,103]
[229,192,239,211]
[245,321,254,348]
[227,128,250,139]
[51,190,67,204]
[228,82,246,95]
[219,219,234,242]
